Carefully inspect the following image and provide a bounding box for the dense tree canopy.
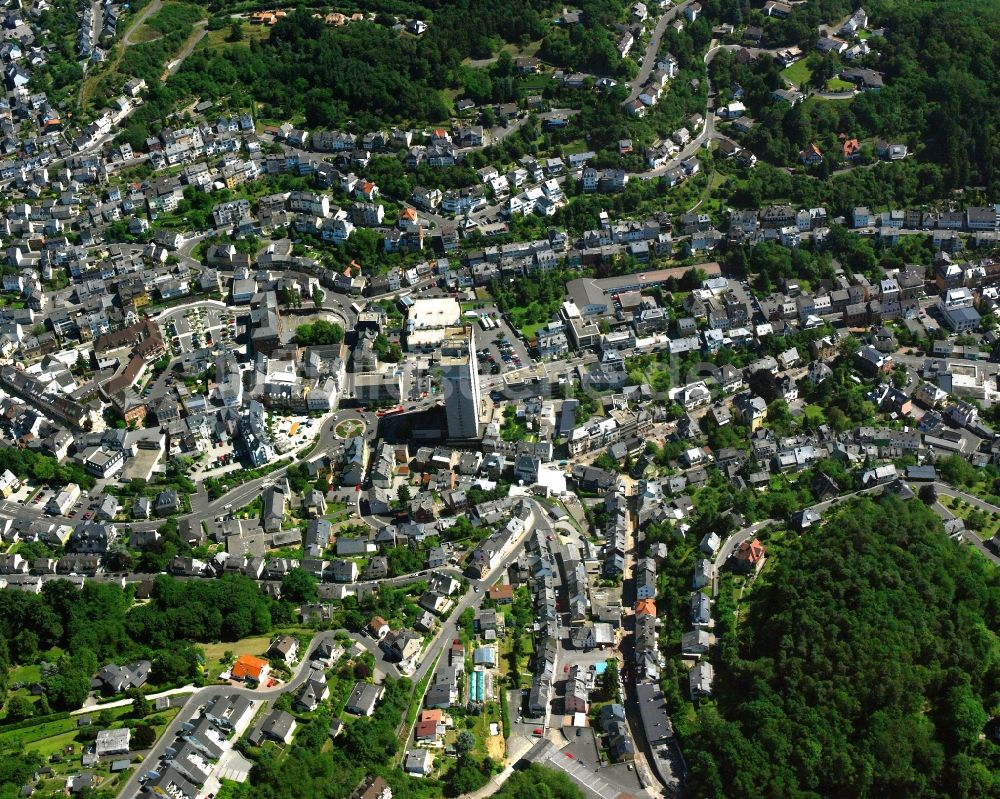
[684,494,1000,798]
[165,1,550,130]
[295,320,345,346]
[0,574,292,712]
[493,764,585,799]
[715,0,1000,196]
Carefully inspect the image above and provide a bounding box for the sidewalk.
[72,684,197,715]
[462,736,536,799]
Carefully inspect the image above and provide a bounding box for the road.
[115,628,347,799]
[923,482,1000,565]
[632,40,728,182]
[117,498,555,799]
[411,497,555,685]
[624,2,695,106]
[165,22,208,76]
[122,0,162,46]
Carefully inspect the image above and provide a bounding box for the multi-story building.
[441,326,481,440]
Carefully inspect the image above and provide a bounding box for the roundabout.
[334,418,365,438]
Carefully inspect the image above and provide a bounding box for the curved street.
[114,497,554,799]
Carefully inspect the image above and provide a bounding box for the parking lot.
[476,312,533,378]
[190,439,240,479]
[162,306,240,356]
[403,357,435,403]
[31,486,93,519]
[538,745,637,799]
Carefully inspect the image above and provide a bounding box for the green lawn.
[0,703,165,753]
[520,321,546,341]
[0,716,81,749]
[780,59,812,88]
[9,664,41,684]
[201,634,275,679]
[825,77,855,92]
[939,495,1000,541]
[803,404,827,424]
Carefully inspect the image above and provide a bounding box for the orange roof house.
[731,538,767,575]
[420,709,442,723]
[231,654,269,682]
[250,10,287,25]
[635,598,656,616]
[368,615,389,638]
[842,137,861,159]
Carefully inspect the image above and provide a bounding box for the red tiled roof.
[737,538,766,563]
[231,655,268,680]
[635,598,656,616]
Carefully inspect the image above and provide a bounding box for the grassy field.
[201,635,276,679]
[129,24,164,44]
[939,494,1000,540]
[0,716,82,750]
[6,706,178,797]
[0,703,175,752]
[520,321,546,341]
[803,95,853,111]
[199,22,272,53]
[202,630,318,679]
[780,59,812,88]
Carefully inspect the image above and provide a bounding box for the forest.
[716,0,1000,196]
[682,494,1000,798]
[162,0,550,131]
[0,574,293,713]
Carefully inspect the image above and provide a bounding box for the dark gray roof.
[635,682,673,745]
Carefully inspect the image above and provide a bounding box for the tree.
[4,694,33,721]
[455,730,476,755]
[227,21,244,42]
[295,320,344,346]
[918,484,938,505]
[494,764,585,799]
[397,484,411,504]
[446,756,491,797]
[602,659,621,702]
[128,687,151,718]
[839,335,861,356]
[13,630,38,663]
[133,724,156,749]
[941,682,988,750]
[683,494,1000,798]
[281,568,318,603]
